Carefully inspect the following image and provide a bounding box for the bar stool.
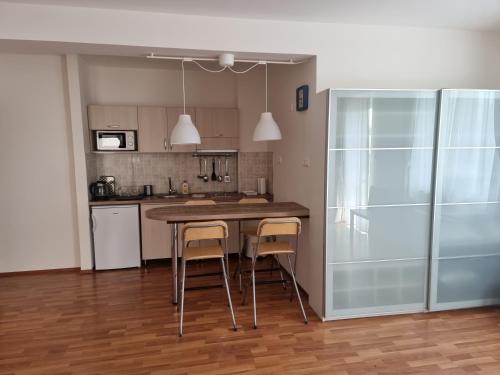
[242,217,308,328]
[236,198,286,292]
[179,220,237,336]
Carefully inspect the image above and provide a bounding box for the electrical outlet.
[302,158,311,167]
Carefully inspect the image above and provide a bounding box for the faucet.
[168,177,177,195]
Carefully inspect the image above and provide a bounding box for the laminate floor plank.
[1,260,499,374]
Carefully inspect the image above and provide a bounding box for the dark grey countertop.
[89,192,273,206]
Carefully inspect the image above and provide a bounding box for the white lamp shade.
[252,112,282,141]
[170,114,201,145]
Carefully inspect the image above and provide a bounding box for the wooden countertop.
[145,201,309,223]
[89,193,273,206]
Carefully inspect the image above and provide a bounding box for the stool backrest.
[257,217,301,237]
[182,220,228,241]
[238,198,268,204]
[184,200,216,206]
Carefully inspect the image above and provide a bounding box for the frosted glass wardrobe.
[325,89,500,320]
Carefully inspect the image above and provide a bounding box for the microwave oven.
[93,130,137,151]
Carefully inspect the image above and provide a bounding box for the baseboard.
[0,267,80,277]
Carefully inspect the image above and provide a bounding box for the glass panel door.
[429,89,500,310]
[325,90,437,319]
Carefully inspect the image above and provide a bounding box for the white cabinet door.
[92,205,141,270]
[138,106,168,152]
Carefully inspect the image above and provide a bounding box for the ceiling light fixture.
[252,63,282,142]
[169,59,201,146]
[148,53,305,143]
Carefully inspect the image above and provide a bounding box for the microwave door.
[98,133,125,150]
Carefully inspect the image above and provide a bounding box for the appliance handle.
[91,214,96,232]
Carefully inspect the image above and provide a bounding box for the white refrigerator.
[91,205,141,270]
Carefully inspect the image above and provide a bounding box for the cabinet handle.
[106,124,120,128]
[164,138,167,150]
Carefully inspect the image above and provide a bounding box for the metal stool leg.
[221,258,237,331]
[275,255,287,290]
[287,254,308,324]
[179,259,187,336]
[251,255,257,329]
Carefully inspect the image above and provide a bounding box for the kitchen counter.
[89,192,273,206]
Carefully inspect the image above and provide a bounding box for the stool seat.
[253,241,294,256]
[183,245,224,261]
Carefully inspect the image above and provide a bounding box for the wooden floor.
[1,260,500,375]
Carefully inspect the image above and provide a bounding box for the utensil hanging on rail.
[211,158,217,181]
[217,159,223,182]
[224,158,231,183]
[203,158,209,182]
[197,158,204,179]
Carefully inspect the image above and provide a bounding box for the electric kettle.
[89,181,110,200]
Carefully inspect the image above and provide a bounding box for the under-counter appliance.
[93,130,137,151]
[91,205,140,270]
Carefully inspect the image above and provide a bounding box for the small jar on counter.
[181,180,189,195]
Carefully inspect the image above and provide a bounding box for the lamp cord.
[228,63,260,74]
[190,59,260,74]
[192,59,227,73]
[182,59,186,114]
[265,63,268,112]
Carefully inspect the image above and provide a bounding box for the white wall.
[269,59,327,316]
[84,56,237,106]
[0,53,80,272]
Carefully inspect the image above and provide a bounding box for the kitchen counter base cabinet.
[141,203,239,260]
[91,205,141,270]
[141,204,174,260]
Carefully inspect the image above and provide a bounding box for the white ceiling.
[6,0,500,31]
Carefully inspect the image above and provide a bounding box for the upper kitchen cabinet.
[166,107,197,152]
[88,105,138,130]
[195,108,239,150]
[138,106,168,152]
[214,108,239,138]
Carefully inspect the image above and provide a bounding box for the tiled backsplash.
[86,152,273,195]
[238,152,273,193]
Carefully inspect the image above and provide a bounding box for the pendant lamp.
[253,63,282,141]
[170,60,201,145]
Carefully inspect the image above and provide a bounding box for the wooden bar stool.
[179,220,237,336]
[236,198,286,292]
[242,217,308,328]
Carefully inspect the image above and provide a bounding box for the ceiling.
[6,0,500,32]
